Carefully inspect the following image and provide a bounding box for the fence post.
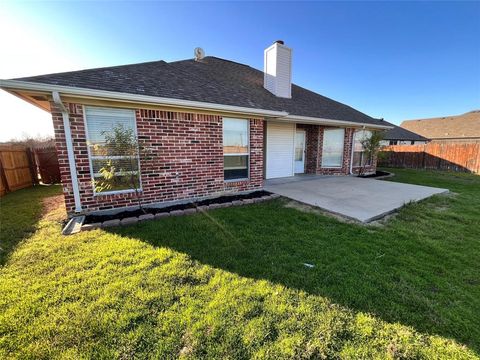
[421,146,426,169]
[26,147,39,185]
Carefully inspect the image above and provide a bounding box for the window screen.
[223,118,249,180]
[352,130,372,167]
[322,128,345,167]
[85,107,141,193]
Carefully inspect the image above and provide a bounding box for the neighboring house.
[401,110,480,143]
[0,41,391,216]
[380,121,429,146]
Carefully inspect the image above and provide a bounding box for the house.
[0,41,391,216]
[380,121,429,146]
[401,110,480,143]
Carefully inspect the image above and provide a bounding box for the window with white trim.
[322,128,345,167]
[223,118,249,180]
[85,107,141,194]
[352,130,372,167]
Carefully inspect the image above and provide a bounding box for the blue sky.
[1,1,479,140]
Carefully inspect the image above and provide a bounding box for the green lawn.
[0,169,479,359]
[0,185,62,265]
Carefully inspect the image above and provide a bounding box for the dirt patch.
[442,191,458,198]
[42,194,66,222]
[368,212,399,227]
[283,199,359,224]
[430,192,456,212]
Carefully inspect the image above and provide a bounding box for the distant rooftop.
[401,110,480,140]
[382,121,429,141]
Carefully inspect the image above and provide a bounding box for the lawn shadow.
[0,185,63,265]
[111,198,480,354]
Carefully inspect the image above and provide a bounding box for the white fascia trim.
[0,79,288,118]
[274,114,393,130]
[52,91,82,213]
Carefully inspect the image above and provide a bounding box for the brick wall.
[296,124,319,174]
[51,102,264,215]
[316,127,354,175]
[298,125,377,175]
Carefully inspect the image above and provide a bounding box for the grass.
[0,169,479,358]
[0,185,62,265]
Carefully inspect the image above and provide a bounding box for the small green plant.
[358,130,384,176]
[94,125,149,213]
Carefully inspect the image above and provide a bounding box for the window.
[322,128,345,167]
[85,107,141,194]
[223,118,249,180]
[352,130,372,167]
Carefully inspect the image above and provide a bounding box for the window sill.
[224,178,249,183]
[94,189,142,197]
[321,166,343,169]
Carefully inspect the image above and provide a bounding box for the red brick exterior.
[296,124,319,174]
[296,124,377,175]
[52,101,377,215]
[316,127,353,175]
[52,102,263,215]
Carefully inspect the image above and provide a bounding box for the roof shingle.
[401,110,480,140]
[13,56,386,127]
[382,121,429,141]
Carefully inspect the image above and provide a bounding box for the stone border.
[79,193,281,232]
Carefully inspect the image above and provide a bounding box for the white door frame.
[294,128,306,174]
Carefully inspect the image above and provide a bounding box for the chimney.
[264,40,292,98]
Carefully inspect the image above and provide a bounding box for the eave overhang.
[0,79,393,130]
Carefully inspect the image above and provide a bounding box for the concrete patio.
[264,175,448,222]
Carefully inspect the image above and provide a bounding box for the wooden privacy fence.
[34,147,61,185]
[379,143,480,174]
[0,145,60,197]
[0,145,35,196]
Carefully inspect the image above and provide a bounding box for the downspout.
[52,92,82,213]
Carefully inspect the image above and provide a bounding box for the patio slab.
[264,175,448,222]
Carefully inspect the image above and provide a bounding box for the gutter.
[52,91,82,213]
[280,115,393,130]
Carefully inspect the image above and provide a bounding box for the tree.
[358,130,384,176]
[94,124,149,213]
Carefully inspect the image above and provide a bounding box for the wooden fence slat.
[0,146,33,194]
[34,147,61,184]
[0,155,9,196]
[379,142,480,174]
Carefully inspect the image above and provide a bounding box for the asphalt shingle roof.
[14,56,386,126]
[382,121,429,141]
[401,111,480,140]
